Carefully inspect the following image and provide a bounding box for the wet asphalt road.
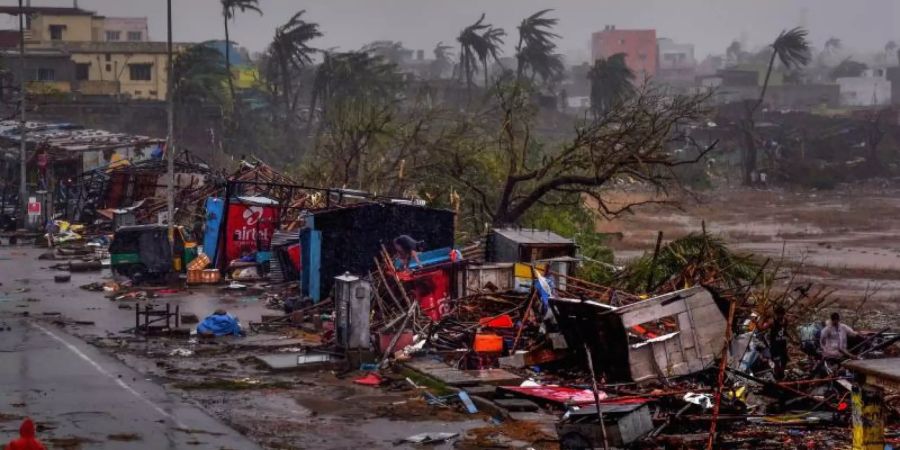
[0,316,261,449]
[0,244,263,449]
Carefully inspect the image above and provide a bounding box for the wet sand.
[596,186,900,312]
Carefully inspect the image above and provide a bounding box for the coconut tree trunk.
[743,50,777,185]
[224,14,236,104]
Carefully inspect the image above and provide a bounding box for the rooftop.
[0,120,163,154]
[492,228,574,245]
[0,6,96,17]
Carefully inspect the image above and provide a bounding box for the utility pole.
[17,0,27,229]
[165,0,175,247]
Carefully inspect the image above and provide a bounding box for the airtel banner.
[224,202,278,262]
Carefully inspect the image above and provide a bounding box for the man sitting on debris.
[393,234,423,271]
[820,312,858,363]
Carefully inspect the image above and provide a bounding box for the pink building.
[591,26,657,82]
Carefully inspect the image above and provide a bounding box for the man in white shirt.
[819,312,858,362]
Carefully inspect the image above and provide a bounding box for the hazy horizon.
[1,0,898,63]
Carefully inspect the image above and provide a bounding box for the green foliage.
[173,43,230,107]
[618,232,759,293]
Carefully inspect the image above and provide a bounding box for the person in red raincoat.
[5,418,46,450]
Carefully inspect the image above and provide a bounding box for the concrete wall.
[70,52,169,100]
[767,84,840,109]
[837,75,893,106]
[28,14,97,42]
[102,18,149,42]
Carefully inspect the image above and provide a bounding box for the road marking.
[31,322,186,428]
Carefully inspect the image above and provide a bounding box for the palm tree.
[430,41,453,79]
[457,14,505,92]
[309,51,401,126]
[269,10,321,128]
[221,0,261,102]
[752,28,811,113]
[886,40,898,64]
[587,53,634,117]
[726,40,742,65]
[515,9,564,86]
[173,42,230,106]
[743,27,810,184]
[479,26,506,87]
[824,36,841,53]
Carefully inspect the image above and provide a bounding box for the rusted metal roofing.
[0,120,163,153]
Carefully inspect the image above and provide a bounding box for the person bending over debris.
[5,418,46,450]
[393,234,423,270]
[820,312,858,362]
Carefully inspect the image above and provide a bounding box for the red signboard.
[407,268,451,321]
[27,199,41,215]
[224,202,277,262]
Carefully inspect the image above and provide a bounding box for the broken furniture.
[552,286,727,382]
[134,303,180,335]
[557,402,654,449]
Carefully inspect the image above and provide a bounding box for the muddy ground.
[597,185,900,322]
[0,246,527,450]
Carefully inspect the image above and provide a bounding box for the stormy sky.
[4,0,899,62]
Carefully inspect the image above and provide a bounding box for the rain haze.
[3,0,898,58]
[3,0,900,449]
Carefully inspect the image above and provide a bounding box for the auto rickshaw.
[109,225,197,281]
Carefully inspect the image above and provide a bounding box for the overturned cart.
[551,286,728,383]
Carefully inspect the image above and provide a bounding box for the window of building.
[105,63,112,72]
[618,39,625,45]
[127,31,142,41]
[105,53,111,62]
[36,68,55,81]
[49,25,65,41]
[76,63,90,81]
[129,64,152,81]
[106,31,121,41]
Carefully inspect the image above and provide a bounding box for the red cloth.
[5,418,46,450]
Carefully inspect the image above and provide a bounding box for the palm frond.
[773,27,811,69]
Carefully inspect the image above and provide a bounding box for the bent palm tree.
[457,14,504,93]
[743,27,810,184]
[588,53,634,117]
[269,10,321,129]
[221,0,261,102]
[515,9,563,86]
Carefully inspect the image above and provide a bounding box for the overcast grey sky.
[4,0,899,62]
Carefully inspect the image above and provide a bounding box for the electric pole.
[17,0,26,229]
[166,0,175,246]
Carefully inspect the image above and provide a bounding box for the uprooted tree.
[435,82,717,229]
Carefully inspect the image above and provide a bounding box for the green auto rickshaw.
[109,225,197,281]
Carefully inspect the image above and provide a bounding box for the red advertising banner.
[224,202,277,262]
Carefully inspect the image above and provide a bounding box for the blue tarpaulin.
[197,312,242,336]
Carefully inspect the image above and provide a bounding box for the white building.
[102,17,149,42]
[837,68,892,107]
